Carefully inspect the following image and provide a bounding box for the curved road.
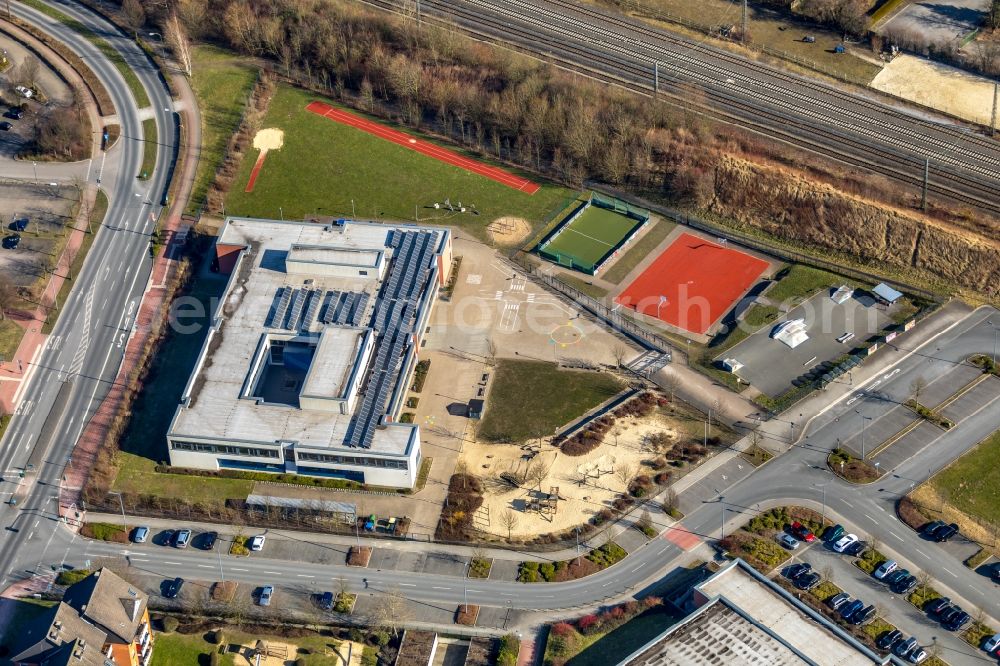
[30,311,1000,624]
[0,0,175,585]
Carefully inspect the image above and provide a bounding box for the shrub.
[161,616,179,633]
[209,654,220,666]
[576,614,600,634]
[81,522,129,543]
[551,622,576,637]
[348,628,365,643]
[56,570,91,586]
[210,630,225,645]
[369,630,389,647]
[897,496,929,530]
[654,471,672,485]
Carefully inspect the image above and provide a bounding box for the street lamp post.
[108,491,127,534]
[855,410,872,459]
[989,319,997,364]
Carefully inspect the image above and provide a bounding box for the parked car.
[907,648,928,664]
[803,35,816,43]
[14,85,33,99]
[258,585,273,606]
[823,524,845,542]
[983,633,1000,653]
[794,572,821,590]
[132,526,149,543]
[922,520,945,537]
[0,121,10,131]
[894,637,918,657]
[827,592,851,610]
[849,605,876,625]
[894,575,917,595]
[11,218,28,232]
[778,533,800,550]
[2,234,20,250]
[934,523,959,542]
[164,577,183,599]
[174,529,191,548]
[939,607,961,624]
[785,562,812,580]
[945,611,970,632]
[790,522,816,542]
[319,591,334,611]
[874,559,898,580]
[833,533,858,553]
[925,597,951,615]
[249,535,266,551]
[884,569,909,586]
[4,108,23,120]
[840,599,864,620]
[877,629,903,650]
[844,540,867,556]
[200,531,218,550]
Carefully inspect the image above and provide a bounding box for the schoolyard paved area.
[788,545,984,666]
[722,290,894,398]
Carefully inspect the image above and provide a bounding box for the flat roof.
[288,244,382,268]
[169,217,445,455]
[301,327,366,400]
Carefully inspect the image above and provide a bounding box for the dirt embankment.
[706,156,1000,299]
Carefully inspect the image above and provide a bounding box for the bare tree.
[165,12,192,76]
[661,373,680,404]
[612,343,629,368]
[523,458,551,491]
[910,376,928,404]
[15,55,40,91]
[614,462,636,489]
[121,0,146,38]
[370,587,411,637]
[916,569,932,593]
[499,508,519,540]
[485,337,497,366]
[661,488,679,516]
[636,509,653,535]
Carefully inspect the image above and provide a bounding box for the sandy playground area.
[231,639,359,666]
[461,410,682,539]
[253,127,285,152]
[871,54,997,126]
[487,216,532,246]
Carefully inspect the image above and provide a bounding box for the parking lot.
[784,539,989,665]
[0,182,78,290]
[721,289,894,398]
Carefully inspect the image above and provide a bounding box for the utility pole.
[653,61,659,98]
[741,0,748,44]
[992,81,998,137]
[921,159,929,212]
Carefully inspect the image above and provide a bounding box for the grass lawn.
[0,318,22,361]
[187,45,258,214]
[20,0,150,108]
[224,85,574,244]
[152,627,343,666]
[601,218,675,284]
[564,608,678,666]
[765,265,857,305]
[478,359,623,442]
[139,118,157,180]
[929,429,1000,528]
[43,189,108,334]
[557,272,609,299]
[112,453,253,506]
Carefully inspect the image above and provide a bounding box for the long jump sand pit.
[244,127,285,193]
[461,410,683,539]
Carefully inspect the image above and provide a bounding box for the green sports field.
[225,85,574,244]
[540,204,644,271]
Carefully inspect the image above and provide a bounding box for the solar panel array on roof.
[269,287,292,328]
[348,231,438,448]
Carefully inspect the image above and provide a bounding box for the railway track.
[363,0,1000,215]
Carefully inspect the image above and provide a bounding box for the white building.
[166,217,452,489]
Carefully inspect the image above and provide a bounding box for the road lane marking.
[163,561,181,565]
[232,568,248,572]
[264,571,281,575]
[197,565,212,568]
[877,506,886,512]
[631,563,645,573]
[890,532,903,542]
[432,586,451,590]
[602,581,613,587]
[942,567,958,578]
[399,583,415,587]
[864,514,878,524]
[297,575,315,578]
[915,549,928,557]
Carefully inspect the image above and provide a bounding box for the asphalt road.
[363,0,1000,215]
[0,0,175,585]
[28,311,1000,628]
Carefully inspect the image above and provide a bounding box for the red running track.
[244,150,268,192]
[615,232,768,335]
[305,101,540,194]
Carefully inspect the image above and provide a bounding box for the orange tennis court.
[616,233,768,335]
[305,101,540,194]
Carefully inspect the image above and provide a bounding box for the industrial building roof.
[168,217,444,455]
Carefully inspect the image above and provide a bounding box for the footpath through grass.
[20,0,150,108]
[478,359,623,442]
[224,85,574,243]
[187,45,258,214]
